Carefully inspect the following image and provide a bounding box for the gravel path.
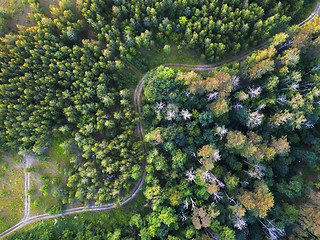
[0,3,319,238]
[21,155,36,221]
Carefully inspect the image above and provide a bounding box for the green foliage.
[39,183,50,195]
[277,176,304,199]
[163,45,171,56]
[281,203,299,224]
[27,188,36,196]
[1,162,8,171]
[179,16,188,26]
[51,186,66,198]
[143,66,177,102]
[171,149,187,169]
[140,18,320,238]
[39,174,50,182]
[48,200,65,215]
[1,0,320,239]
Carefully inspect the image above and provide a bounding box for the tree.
[298,189,320,238]
[179,16,187,26]
[271,136,290,156]
[130,214,143,229]
[205,71,232,97]
[225,173,239,191]
[145,128,163,145]
[143,66,177,102]
[163,45,171,56]
[207,98,229,117]
[139,228,152,240]
[247,111,264,128]
[269,110,292,127]
[172,149,187,169]
[226,130,247,150]
[239,182,274,218]
[192,206,219,230]
[198,145,221,171]
[249,59,274,79]
[168,188,183,206]
[199,111,214,127]
[271,32,289,47]
[281,48,300,67]
[277,176,303,199]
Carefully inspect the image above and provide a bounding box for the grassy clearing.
[131,44,207,73]
[147,44,207,69]
[0,153,24,233]
[0,0,60,35]
[0,0,32,32]
[40,0,59,17]
[29,135,73,216]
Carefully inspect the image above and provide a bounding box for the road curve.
[0,68,148,239]
[0,2,319,238]
[161,0,320,70]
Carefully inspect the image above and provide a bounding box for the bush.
[163,44,171,56]
[39,155,50,162]
[25,167,41,173]
[52,186,66,198]
[39,174,50,182]
[48,201,65,215]
[27,188,36,196]
[51,177,61,185]
[33,198,41,208]
[1,162,8,171]
[39,183,50,194]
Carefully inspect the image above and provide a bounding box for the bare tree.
[247,111,264,128]
[248,86,262,98]
[185,168,196,182]
[233,103,244,110]
[258,219,286,240]
[216,125,228,139]
[190,197,197,210]
[155,101,165,113]
[178,212,187,222]
[207,91,219,101]
[230,75,240,89]
[233,216,247,230]
[181,109,192,120]
[184,197,189,209]
[166,110,176,121]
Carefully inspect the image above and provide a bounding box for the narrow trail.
[0,3,319,238]
[0,71,149,239]
[21,155,32,221]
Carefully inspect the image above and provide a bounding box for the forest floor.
[0,0,59,33]
[0,154,24,233]
[0,0,32,29]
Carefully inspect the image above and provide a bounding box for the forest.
[140,20,320,239]
[0,0,320,239]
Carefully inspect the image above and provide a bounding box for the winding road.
[0,3,319,238]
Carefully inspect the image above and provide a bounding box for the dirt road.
[0,2,319,238]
